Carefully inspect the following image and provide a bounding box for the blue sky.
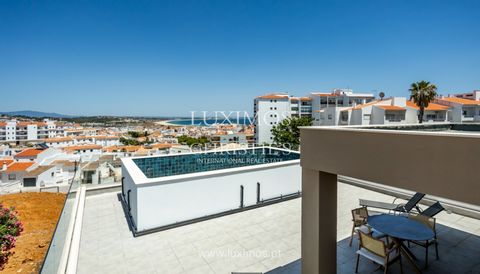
[1,1,479,116]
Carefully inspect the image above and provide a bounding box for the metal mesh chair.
[394,192,425,213]
[420,201,445,217]
[359,192,425,215]
[408,213,439,268]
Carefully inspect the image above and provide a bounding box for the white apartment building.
[311,89,375,126]
[253,94,292,144]
[436,93,480,123]
[44,135,120,148]
[450,90,480,101]
[253,89,374,144]
[339,97,450,126]
[0,119,64,142]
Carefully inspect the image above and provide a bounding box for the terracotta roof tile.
[256,94,289,100]
[63,145,102,151]
[438,97,480,105]
[376,105,406,111]
[4,162,34,172]
[406,101,449,111]
[15,148,45,157]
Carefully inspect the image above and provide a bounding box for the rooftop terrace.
[76,182,480,273]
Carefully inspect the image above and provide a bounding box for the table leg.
[393,239,422,274]
[401,242,418,261]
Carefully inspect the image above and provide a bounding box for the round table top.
[368,214,434,241]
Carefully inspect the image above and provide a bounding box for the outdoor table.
[368,214,434,273]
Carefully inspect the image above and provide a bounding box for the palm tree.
[409,81,438,123]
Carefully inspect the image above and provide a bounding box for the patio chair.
[349,207,387,247]
[355,231,403,274]
[359,192,425,214]
[420,201,445,217]
[408,213,439,268]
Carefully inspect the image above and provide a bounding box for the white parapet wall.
[121,147,301,233]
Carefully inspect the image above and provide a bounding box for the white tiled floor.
[77,183,480,274]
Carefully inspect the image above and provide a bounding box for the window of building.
[363,114,371,120]
[328,114,332,120]
[8,174,16,180]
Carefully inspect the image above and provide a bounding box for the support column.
[302,168,337,274]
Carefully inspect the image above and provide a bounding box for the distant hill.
[0,110,75,118]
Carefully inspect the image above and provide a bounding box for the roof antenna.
[379,91,385,100]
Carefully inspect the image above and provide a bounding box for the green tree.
[409,81,438,123]
[271,116,312,150]
[177,135,210,146]
[120,137,141,146]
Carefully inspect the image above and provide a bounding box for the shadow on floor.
[266,224,480,274]
[116,193,136,237]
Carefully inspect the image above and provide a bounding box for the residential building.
[450,89,480,100]
[22,165,57,187]
[311,89,375,126]
[62,145,103,156]
[254,93,292,144]
[0,119,64,142]
[340,97,450,125]
[290,97,313,117]
[254,89,375,144]
[435,96,480,123]
[210,131,251,145]
[0,161,35,183]
[14,147,60,163]
[43,135,120,148]
[405,100,450,123]
[0,145,12,157]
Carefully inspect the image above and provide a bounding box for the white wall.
[371,107,385,124]
[127,163,301,232]
[405,107,419,123]
[6,122,16,141]
[254,98,291,144]
[34,166,57,187]
[27,125,38,140]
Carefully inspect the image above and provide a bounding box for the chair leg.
[349,224,356,247]
[355,254,360,273]
[425,240,429,268]
[399,254,403,274]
